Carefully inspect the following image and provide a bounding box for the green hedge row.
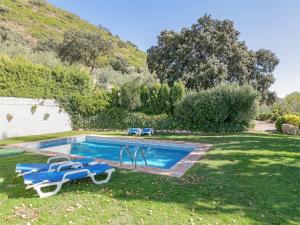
[174,84,259,132]
[72,109,251,133]
[0,55,92,100]
[72,109,182,130]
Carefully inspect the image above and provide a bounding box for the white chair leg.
[90,169,115,185]
[28,168,115,198]
[34,181,64,198]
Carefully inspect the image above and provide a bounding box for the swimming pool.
[36,136,194,169]
[13,135,211,177]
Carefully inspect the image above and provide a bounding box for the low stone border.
[6,135,213,178]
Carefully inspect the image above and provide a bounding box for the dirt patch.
[12,204,39,221]
[0,21,37,46]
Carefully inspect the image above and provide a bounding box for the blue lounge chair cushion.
[16,158,95,173]
[23,164,113,185]
[141,128,153,134]
[128,128,141,134]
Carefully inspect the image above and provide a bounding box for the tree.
[59,30,111,73]
[251,49,279,102]
[149,83,161,114]
[110,56,130,73]
[264,91,278,106]
[120,81,141,110]
[35,38,59,52]
[110,86,121,107]
[147,15,279,102]
[158,83,170,113]
[140,84,150,112]
[170,81,185,113]
[284,92,300,113]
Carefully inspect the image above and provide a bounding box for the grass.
[0,131,299,224]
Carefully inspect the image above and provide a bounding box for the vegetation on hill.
[0,0,146,69]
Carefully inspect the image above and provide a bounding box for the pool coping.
[6,134,213,178]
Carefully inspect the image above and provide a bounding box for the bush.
[0,55,92,99]
[66,89,110,117]
[110,56,130,73]
[120,81,141,110]
[94,66,154,88]
[174,84,259,132]
[283,114,300,128]
[0,54,95,116]
[257,113,273,121]
[170,81,185,113]
[72,109,181,130]
[275,117,286,132]
[275,114,300,132]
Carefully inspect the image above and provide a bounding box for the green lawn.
[0,131,299,225]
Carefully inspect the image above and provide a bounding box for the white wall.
[0,97,72,140]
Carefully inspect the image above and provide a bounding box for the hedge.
[72,109,182,130]
[0,54,92,100]
[174,84,259,132]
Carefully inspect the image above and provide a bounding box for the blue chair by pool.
[127,128,141,136]
[16,156,96,176]
[22,163,115,198]
[141,128,154,136]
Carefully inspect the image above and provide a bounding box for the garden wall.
[0,97,72,140]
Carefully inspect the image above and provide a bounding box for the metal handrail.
[133,146,147,168]
[120,145,134,166]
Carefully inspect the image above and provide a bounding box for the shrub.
[0,55,92,100]
[174,84,259,132]
[110,56,130,73]
[158,83,170,113]
[257,113,273,121]
[94,66,154,88]
[284,114,300,127]
[275,117,286,132]
[0,54,102,117]
[110,86,121,107]
[120,81,141,110]
[72,109,181,130]
[169,81,185,113]
[149,83,161,114]
[275,114,300,132]
[66,89,110,117]
[140,84,150,112]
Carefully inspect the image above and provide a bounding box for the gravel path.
[253,120,276,132]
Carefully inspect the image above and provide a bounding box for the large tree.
[59,30,111,73]
[147,15,279,101]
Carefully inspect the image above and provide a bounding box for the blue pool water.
[37,136,195,169]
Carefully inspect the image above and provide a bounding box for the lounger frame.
[25,164,115,198]
[16,156,90,176]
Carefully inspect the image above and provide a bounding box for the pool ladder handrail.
[133,145,147,168]
[119,145,148,168]
[120,145,134,166]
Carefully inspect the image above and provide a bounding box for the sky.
[48,0,300,98]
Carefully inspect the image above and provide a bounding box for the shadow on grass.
[0,133,299,224]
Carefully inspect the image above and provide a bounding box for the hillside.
[0,0,146,68]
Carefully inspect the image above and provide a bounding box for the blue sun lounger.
[16,156,96,176]
[141,128,154,136]
[23,163,115,198]
[127,128,141,136]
